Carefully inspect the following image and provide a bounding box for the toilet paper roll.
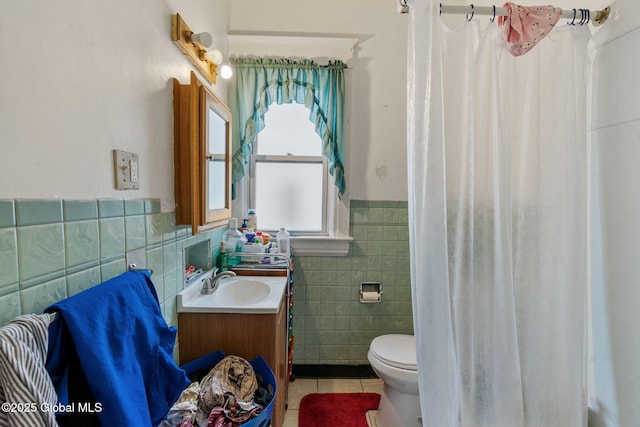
[360,291,380,303]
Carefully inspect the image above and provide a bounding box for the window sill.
[291,236,352,256]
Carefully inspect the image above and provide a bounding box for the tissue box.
[181,350,276,427]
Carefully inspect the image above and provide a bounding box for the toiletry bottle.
[223,218,244,266]
[218,242,229,272]
[237,232,247,251]
[255,231,264,245]
[276,227,290,255]
[247,209,258,229]
[269,236,279,263]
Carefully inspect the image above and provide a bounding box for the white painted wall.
[229,0,409,201]
[0,0,230,212]
[589,1,640,425]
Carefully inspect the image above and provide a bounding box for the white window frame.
[249,154,329,235]
[233,171,351,256]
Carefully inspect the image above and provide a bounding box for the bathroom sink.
[214,279,270,306]
[177,273,287,314]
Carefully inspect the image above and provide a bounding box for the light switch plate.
[113,150,140,190]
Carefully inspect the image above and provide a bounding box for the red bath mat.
[298,392,380,427]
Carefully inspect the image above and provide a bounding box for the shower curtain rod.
[437,3,611,26]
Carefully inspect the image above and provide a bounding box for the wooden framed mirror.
[173,72,232,234]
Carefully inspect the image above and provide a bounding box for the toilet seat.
[370,334,417,371]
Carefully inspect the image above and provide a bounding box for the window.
[230,57,353,255]
[250,103,327,234]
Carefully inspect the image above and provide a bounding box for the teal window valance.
[230,58,347,199]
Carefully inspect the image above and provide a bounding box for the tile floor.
[283,377,384,427]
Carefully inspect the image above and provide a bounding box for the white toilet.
[368,334,420,427]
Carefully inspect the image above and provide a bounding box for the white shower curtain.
[407,2,590,426]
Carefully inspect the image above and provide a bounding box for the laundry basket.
[181,350,276,427]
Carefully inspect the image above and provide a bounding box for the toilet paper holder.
[360,281,382,303]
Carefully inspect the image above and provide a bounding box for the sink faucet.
[201,269,236,294]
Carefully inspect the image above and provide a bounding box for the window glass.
[253,103,326,233]
[257,103,321,156]
[254,161,323,231]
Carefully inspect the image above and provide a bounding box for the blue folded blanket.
[46,271,189,426]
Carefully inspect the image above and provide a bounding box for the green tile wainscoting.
[0,199,225,329]
[0,198,413,366]
[293,200,414,365]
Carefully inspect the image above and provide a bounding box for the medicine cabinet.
[173,71,232,234]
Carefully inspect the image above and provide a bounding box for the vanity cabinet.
[178,282,288,426]
[173,71,232,234]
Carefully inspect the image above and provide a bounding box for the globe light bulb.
[206,49,224,65]
[190,32,213,49]
[220,64,233,79]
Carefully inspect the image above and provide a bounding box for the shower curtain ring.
[490,5,496,22]
[584,9,591,25]
[439,2,442,15]
[466,4,475,21]
[578,9,586,25]
[569,8,577,25]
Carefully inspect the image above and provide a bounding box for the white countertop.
[177,274,287,314]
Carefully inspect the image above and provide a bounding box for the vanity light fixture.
[171,13,218,84]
